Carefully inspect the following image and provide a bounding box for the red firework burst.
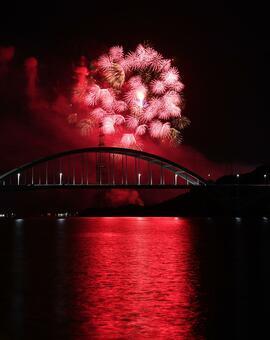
[70,44,190,149]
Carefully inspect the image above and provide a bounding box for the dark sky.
[0,8,269,166]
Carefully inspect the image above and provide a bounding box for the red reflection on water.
[70,217,202,338]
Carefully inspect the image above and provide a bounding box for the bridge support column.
[46,162,48,185]
[160,166,164,185]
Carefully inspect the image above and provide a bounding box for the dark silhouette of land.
[81,165,270,217]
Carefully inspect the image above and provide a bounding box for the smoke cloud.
[0,46,15,63]
[24,57,38,98]
[105,189,144,207]
[0,46,15,76]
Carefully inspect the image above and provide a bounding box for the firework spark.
[71,44,189,148]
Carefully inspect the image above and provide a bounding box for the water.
[0,216,268,339]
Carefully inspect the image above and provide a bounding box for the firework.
[135,124,147,136]
[99,89,115,110]
[161,67,179,86]
[102,116,115,134]
[85,85,101,106]
[71,44,189,148]
[120,133,137,148]
[77,118,95,136]
[126,116,139,129]
[151,79,166,95]
[91,108,106,120]
[104,63,125,89]
[150,120,171,139]
[114,100,128,113]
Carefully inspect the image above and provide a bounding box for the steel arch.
[0,147,206,187]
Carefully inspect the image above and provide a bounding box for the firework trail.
[70,44,190,149]
[24,57,38,98]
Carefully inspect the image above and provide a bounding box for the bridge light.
[174,174,178,185]
[138,173,141,185]
[17,173,20,185]
[236,174,240,178]
[264,174,267,178]
[59,172,63,185]
[208,173,211,177]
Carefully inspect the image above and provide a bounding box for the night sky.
[1,9,269,173]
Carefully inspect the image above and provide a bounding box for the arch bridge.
[0,147,206,191]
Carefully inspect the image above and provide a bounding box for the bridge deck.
[0,184,194,191]
[1,183,270,192]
